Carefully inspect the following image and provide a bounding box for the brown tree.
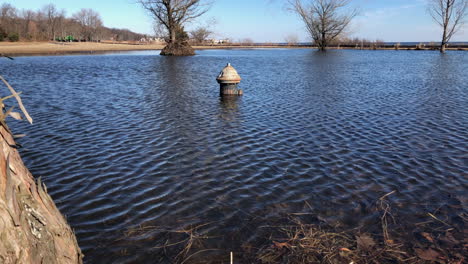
[42,4,66,40]
[0,3,144,42]
[289,0,357,51]
[428,0,468,53]
[72,8,103,41]
[190,26,212,44]
[137,0,212,55]
[284,33,299,46]
[0,3,18,35]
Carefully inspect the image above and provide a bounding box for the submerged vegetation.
[255,192,466,264]
[116,192,467,263]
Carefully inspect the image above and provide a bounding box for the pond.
[2,49,467,263]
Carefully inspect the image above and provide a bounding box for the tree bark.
[0,122,83,264]
[170,28,176,43]
[320,31,326,51]
[441,26,447,53]
[441,43,447,53]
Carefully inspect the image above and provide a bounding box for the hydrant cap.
[216,63,241,84]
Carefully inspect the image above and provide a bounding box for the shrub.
[8,32,19,42]
[0,27,7,41]
[176,26,189,42]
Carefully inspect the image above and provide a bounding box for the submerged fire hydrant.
[216,63,243,96]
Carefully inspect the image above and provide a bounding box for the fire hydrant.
[216,63,243,96]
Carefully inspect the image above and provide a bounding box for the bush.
[176,26,189,42]
[8,33,19,42]
[0,27,7,41]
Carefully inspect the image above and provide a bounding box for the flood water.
[2,49,467,263]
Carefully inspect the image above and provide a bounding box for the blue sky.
[5,0,468,42]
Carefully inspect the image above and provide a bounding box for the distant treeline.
[0,3,145,42]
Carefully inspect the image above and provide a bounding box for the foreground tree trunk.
[0,122,83,263]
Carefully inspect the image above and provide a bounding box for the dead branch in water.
[0,75,33,124]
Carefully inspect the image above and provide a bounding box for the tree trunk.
[0,122,83,264]
[441,25,447,53]
[319,32,327,51]
[169,27,176,43]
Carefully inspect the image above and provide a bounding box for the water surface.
[3,49,467,263]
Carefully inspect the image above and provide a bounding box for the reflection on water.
[219,97,241,122]
[2,49,467,263]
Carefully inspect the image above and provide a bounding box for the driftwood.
[0,73,83,263]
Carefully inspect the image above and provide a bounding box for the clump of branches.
[289,0,358,51]
[121,222,218,264]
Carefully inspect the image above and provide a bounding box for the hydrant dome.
[216,63,241,84]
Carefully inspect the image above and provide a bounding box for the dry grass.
[0,41,165,55]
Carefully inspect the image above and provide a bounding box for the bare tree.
[72,8,103,41]
[42,4,66,40]
[284,33,299,46]
[0,3,144,42]
[0,3,18,35]
[428,0,468,53]
[19,9,35,40]
[241,38,254,46]
[289,0,357,51]
[137,0,211,53]
[190,26,212,44]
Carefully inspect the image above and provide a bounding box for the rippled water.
[2,49,467,263]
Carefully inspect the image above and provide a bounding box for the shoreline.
[1,41,467,57]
